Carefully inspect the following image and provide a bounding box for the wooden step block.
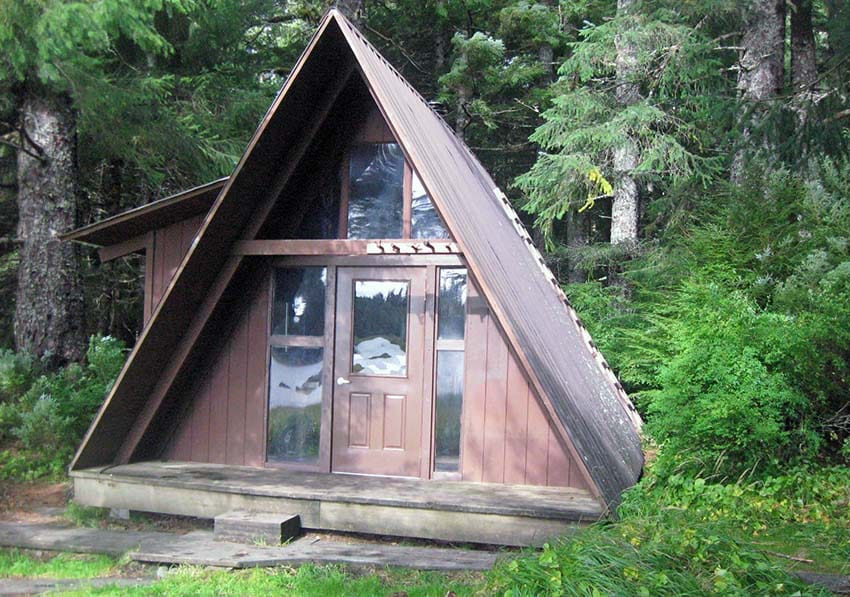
[214,511,301,545]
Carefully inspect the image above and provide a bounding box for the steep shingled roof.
[70,10,642,509]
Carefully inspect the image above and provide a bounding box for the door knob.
[336,377,351,385]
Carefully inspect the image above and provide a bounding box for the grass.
[0,548,117,579]
[56,565,483,596]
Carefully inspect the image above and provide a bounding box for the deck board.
[71,461,604,545]
[75,461,602,519]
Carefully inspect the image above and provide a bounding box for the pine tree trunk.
[790,0,817,129]
[611,0,640,245]
[732,0,785,181]
[14,86,85,366]
[791,0,817,91]
[566,211,589,283]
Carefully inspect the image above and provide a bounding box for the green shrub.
[13,396,72,451]
[0,349,37,403]
[642,280,813,478]
[0,336,126,481]
[0,401,22,443]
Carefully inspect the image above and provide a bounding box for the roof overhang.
[61,178,228,247]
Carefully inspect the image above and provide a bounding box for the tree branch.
[19,126,47,160]
[363,24,428,74]
[0,137,46,163]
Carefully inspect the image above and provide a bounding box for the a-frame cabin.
[63,10,643,546]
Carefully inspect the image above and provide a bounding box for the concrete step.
[213,511,301,545]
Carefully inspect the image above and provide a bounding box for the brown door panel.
[332,267,427,477]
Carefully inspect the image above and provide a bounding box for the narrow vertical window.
[410,171,450,239]
[434,268,467,472]
[267,267,327,465]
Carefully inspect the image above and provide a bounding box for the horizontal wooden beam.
[233,239,460,256]
[98,233,151,262]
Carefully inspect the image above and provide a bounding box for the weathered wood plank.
[72,462,603,546]
[214,511,300,545]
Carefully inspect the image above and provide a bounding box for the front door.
[332,267,427,477]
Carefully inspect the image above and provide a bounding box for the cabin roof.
[61,178,227,247]
[70,9,642,509]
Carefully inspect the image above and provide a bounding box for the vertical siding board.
[524,387,549,486]
[244,285,269,466]
[482,316,508,483]
[461,286,488,482]
[170,404,192,461]
[226,314,249,465]
[190,377,211,462]
[503,353,529,485]
[152,230,165,307]
[546,426,571,487]
[164,222,183,284]
[208,343,230,463]
[569,455,593,491]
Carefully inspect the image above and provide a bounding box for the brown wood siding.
[164,280,269,465]
[144,215,204,325]
[461,280,591,491]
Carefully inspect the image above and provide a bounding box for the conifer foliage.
[0,0,847,476]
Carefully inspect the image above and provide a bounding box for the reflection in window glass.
[267,347,323,464]
[411,171,450,239]
[271,268,327,337]
[435,350,464,472]
[352,280,409,376]
[347,144,404,239]
[437,269,467,340]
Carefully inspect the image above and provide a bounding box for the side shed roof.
[61,178,227,247]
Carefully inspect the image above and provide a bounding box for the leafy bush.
[564,163,850,478]
[642,280,813,478]
[0,336,126,481]
[13,396,71,451]
[0,350,37,403]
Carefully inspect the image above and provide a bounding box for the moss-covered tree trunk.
[14,85,85,365]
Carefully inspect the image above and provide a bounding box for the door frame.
[265,254,463,478]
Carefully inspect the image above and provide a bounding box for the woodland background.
[0,1,849,592]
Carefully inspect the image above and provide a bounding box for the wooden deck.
[71,461,605,546]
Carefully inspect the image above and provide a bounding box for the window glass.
[271,268,326,337]
[437,269,467,340]
[267,346,323,464]
[347,143,404,239]
[352,280,409,376]
[411,171,450,239]
[434,350,464,472]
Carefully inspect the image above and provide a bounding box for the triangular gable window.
[343,142,450,240]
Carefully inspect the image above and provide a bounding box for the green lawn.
[0,549,117,579]
[52,564,483,596]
